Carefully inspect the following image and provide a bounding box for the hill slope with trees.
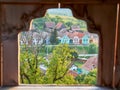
[32,13,87,31]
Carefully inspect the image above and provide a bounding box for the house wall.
[0,0,120,88]
[73,36,79,45]
[82,35,89,45]
[61,35,70,44]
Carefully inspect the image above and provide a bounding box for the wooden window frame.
[0,1,120,88]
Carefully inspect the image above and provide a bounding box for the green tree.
[54,16,63,23]
[75,69,97,85]
[88,43,98,54]
[65,22,73,27]
[20,31,47,84]
[44,44,78,84]
[20,41,78,84]
[20,51,45,84]
[50,29,58,45]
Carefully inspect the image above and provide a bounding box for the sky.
[46,8,73,17]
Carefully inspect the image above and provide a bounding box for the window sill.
[0,85,114,90]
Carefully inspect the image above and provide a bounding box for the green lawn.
[74,61,84,68]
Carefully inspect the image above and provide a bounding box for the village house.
[20,34,28,45]
[69,65,78,71]
[89,34,99,44]
[66,31,86,45]
[60,35,70,44]
[82,35,90,45]
[44,22,55,29]
[55,22,66,31]
[67,70,78,78]
[44,22,56,32]
[71,25,81,32]
[20,30,50,46]
[57,29,68,39]
[82,56,98,72]
[72,32,85,45]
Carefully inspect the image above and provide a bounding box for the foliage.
[20,44,79,84]
[50,29,59,45]
[74,61,84,68]
[88,43,98,54]
[44,44,78,84]
[54,75,77,84]
[70,45,98,54]
[20,31,47,84]
[75,69,97,85]
[20,48,46,84]
[54,16,64,23]
[65,22,73,27]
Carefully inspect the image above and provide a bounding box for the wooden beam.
[0,1,118,87]
[1,0,120,5]
[0,0,118,5]
[0,4,2,87]
[114,3,120,88]
[86,4,117,87]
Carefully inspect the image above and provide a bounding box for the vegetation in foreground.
[20,44,97,84]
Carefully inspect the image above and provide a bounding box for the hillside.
[32,13,87,31]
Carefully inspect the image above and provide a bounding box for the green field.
[74,61,84,68]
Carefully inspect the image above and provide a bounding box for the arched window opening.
[19,8,99,85]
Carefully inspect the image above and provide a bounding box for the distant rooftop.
[46,8,73,17]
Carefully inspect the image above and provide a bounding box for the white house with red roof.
[73,32,85,44]
[66,32,85,45]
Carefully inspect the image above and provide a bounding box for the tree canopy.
[75,69,97,85]
[20,44,79,84]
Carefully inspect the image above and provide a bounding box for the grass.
[74,61,84,68]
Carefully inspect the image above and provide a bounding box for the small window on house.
[19,8,99,85]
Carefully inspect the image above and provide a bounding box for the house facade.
[60,35,70,44]
[67,31,85,45]
[82,35,90,45]
[72,36,80,45]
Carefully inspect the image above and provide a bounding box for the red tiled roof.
[74,32,84,38]
[82,56,98,71]
[56,22,63,29]
[66,32,84,38]
[68,70,78,78]
[45,22,55,28]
